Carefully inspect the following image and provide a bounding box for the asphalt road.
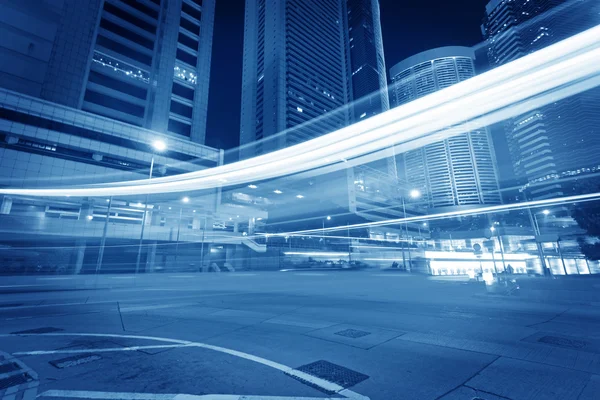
[1,271,599,400]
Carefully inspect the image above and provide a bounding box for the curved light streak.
[1,25,600,197]
[268,192,600,238]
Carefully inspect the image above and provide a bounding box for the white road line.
[0,285,40,288]
[36,277,73,281]
[39,390,336,400]
[119,303,197,313]
[3,332,369,400]
[14,344,192,356]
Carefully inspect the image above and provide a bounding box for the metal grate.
[538,335,587,349]
[0,362,20,375]
[290,360,369,393]
[0,372,33,390]
[334,329,371,339]
[11,327,64,335]
[50,354,101,369]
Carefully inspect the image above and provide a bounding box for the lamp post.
[322,216,331,249]
[401,189,420,271]
[135,139,166,273]
[174,196,189,269]
[96,196,113,274]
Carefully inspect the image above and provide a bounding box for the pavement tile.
[304,323,404,349]
[578,374,600,400]
[466,357,590,400]
[438,385,508,400]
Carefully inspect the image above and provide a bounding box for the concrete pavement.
[1,271,599,399]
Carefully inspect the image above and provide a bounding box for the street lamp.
[410,189,421,199]
[135,139,167,273]
[542,209,550,216]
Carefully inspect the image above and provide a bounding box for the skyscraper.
[482,0,600,200]
[239,0,351,157]
[346,0,389,121]
[389,47,502,209]
[1,0,215,144]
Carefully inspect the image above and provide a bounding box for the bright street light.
[182,197,190,203]
[326,216,331,220]
[248,184,258,189]
[490,226,496,232]
[410,189,421,199]
[152,140,167,152]
[542,209,550,215]
[296,194,304,199]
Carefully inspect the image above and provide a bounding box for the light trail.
[1,25,600,197]
[263,191,600,237]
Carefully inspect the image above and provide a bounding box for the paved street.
[1,271,600,400]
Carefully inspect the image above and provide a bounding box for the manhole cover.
[0,372,33,390]
[288,360,369,393]
[334,329,371,339]
[11,327,64,335]
[50,354,101,369]
[0,362,20,375]
[538,335,587,349]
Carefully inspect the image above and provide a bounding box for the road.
[1,271,599,400]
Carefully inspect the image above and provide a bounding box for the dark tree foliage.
[571,177,600,260]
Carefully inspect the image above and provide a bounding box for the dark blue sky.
[205,0,488,151]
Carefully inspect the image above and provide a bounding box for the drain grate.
[538,335,587,349]
[50,354,101,369]
[334,329,371,339]
[289,360,369,393]
[0,372,33,390]
[0,362,21,375]
[11,327,64,335]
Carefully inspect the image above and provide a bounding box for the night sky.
[205,0,489,151]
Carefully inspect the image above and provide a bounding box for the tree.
[571,176,600,260]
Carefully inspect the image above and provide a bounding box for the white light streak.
[1,25,600,197]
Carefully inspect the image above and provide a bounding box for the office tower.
[239,0,351,157]
[346,0,389,121]
[0,0,215,144]
[389,47,502,208]
[482,0,600,200]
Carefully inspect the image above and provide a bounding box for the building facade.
[238,0,422,243]
[389,47,502,209]
[0,0,215,144]
[482,0,600,201]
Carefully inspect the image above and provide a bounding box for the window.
[95,35,152,65]
[172,82,195,101]
[182,2,202,20]
[84,90,145,118]
[99,18,154,49]
[170,100,193,118]
[103,2,156,34]
[178,32,199,50]
[168,118,192,137]
[180,16,200,35]
[88,71,148,99]
[176,48,198,66]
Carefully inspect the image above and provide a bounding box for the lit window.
[296,107,303,113]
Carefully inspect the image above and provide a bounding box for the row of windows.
[103,2,157,34]
[99,18,154,50]
[96,35,152,65]
[87,71,148,100]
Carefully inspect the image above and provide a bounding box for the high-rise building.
[238,0,423,244]
[346,0,389,121]
[1,0,215,144]
[389,47,502,209]
[482,0,600,201]
[239,0,351,157]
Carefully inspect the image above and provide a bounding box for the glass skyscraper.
[482,0,600,201]
[389,47,502,209]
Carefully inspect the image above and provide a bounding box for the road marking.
[370,274,411,277]
[119,303,197,313]
[36,277,73,281]
[39,390,337,399]
[294,273,328,276]
[169,275,196,278]
[227,273,257,276]
[0,285,41,288]
[3,332,369,400]
[14,344,192,356]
